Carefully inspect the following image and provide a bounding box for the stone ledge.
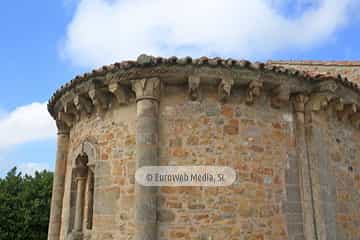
[48,55,360,132]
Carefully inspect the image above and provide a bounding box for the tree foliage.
[0,167,53,240]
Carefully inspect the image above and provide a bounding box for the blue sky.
[0,0,359,176]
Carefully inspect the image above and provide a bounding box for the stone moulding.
[48,54,360,131]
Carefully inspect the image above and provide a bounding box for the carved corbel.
[108,82,128,105]
[307,92,336,111]
[57,111,74,129]
[88,88,110,111]
[337,103,357,122]
[74,95,93,115]
[218,77,234,102]
[188,75,201,101]
[245,80,263,105]
[271,84,290,108]
[131,77,161,101]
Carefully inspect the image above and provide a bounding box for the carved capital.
[109,82,128,105]
[307,92,336,111]
[56,120,70,135]
[271,84,290,108]
[188,75,201,101]
[245,80,263,105]
[218,77,234,102]
[292,94,309,113]
[131,77,161,102]
[74,95,93,115]
[75,153,88,178]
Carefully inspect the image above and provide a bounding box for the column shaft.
[135,99,159,240]
[48,129,69,240]
[74,178,86,232]
[132,78,161,240]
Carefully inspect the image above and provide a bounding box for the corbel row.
[292,80,360,129]
[55,76,360,131]
[56,80,131,130]
[188,74,289,108]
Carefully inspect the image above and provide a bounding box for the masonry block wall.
[61,105,137,240]
[47,55,360,240]
[270,60,360,239]
[158,87,296,239]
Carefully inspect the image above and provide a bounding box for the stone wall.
[47,56,360,240]
[158,86,299,239]
[61,104,137,240]
[268,61,360,85]
[56,86,360,240]
[58,85,305,240]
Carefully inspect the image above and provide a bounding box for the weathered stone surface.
[48,57,360,240]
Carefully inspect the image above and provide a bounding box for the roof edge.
[268,60,360,67]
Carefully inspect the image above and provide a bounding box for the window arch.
[68,140,97,238]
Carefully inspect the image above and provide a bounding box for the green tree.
[0,167,53,240]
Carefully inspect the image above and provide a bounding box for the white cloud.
[0,102,56,150]
[62,0,359,67]
[17,162,50,176]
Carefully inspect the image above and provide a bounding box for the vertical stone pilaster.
[48,122,70,240]
[132,78,161,240]
[304,92,337,240]
[292,94,317,240]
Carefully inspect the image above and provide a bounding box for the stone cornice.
[48,54,360,131]
[268,60,360,67]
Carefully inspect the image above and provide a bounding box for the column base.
[67,231,84,240]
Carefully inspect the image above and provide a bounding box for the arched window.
[68,141,97,239]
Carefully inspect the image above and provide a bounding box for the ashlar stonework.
[47,55,360,240]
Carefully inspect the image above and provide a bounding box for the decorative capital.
[131,77,161,102]
[245,80,263,105]
[218,77,234,102]
[307,92,336,112]
[75,153,88,178]
[292,93,309,113]
[188,75,201,101]
[56,120,70,135]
